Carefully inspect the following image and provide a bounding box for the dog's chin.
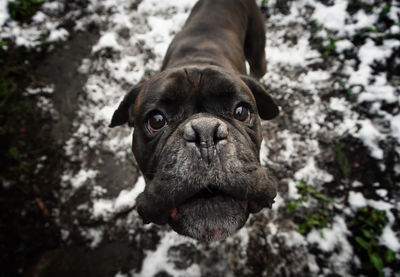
[168,191,249,242]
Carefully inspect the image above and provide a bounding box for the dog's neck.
[162,56,234,73]
[159,0,249,76]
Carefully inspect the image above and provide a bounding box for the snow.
[48,28,69,42]
[288,180,301,200]
[0,0,9,27]
[380,225,400,252]
[136,232,200,277]
[92,32,122,53]
[306,216,353,274]
[354,120,384,160]
[81,227,104,249]
[311,0,348,32]
[329,97,348,112]
[282,231,307,248]
[376,189,388,198]
[62,168,98,190]
[294,157,334,185]
[92,176,145,220]
[259,139,270,166]
[348,191,367,210]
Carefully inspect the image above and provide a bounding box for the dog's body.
[110,0,279,241]
[162,0,267,79]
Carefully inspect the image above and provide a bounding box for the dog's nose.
[183,117,228,163]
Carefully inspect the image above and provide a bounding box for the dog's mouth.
[135,165,277,242]
[167,186,250,242]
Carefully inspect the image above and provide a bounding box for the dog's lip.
[167,187,273,221]
[168,188,248,221]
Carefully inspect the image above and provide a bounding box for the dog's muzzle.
[135,114,277,241]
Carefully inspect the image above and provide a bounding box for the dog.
[109,0,279,242]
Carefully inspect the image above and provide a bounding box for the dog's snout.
[183,117,228,163]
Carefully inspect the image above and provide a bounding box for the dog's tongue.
[170,208,179,220]
[212,229,222,240]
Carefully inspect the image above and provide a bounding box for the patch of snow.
[92,176,145,220]
[311,0,348,33]
[380,225,400,252]
[135,231,200,277]
[354,120,384,159]
[25,85,54,95]
[282,231,306,248]
[288,180,301,200]
[48,28,69,42]
[307,254,319,273]
[376,189,388,198]
[1,178,12,189]
[60,229,70,241]
[329,97,348,112]
[335,39,353,53]
[92,32,122,53]
[81,227,104,249]
[62,168,98,190]
[307,216,353,274]
[0,0,9,27]
[294,157,333,185]
[348,191,367,210]
[259,139,269,166]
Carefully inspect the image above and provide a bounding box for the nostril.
[183,122,197,142]
[214,123,228,141]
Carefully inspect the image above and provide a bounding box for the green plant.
[335,143,351,178]
[379,4,391,20]
[322,36,339,60]
[8,0,45,23]
[286,182,333,234]
[348,207,395,276]
[298,211,330,234]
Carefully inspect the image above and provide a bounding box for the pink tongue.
[213,229,222,240]
[170,208,179,220]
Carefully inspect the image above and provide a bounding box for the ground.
[0,0,399,276]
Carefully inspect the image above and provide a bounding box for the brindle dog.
[110,0,279,241]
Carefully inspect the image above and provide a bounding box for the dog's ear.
[240,75,279,120]
[109,85,142,128]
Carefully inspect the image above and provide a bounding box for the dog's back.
[161,0,267,79]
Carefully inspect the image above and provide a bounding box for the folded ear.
[109,85,142,128]
[240,75,279,120]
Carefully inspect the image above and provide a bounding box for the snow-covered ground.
[1,0,399,276]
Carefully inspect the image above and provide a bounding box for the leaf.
[355,236,371,252]
[314,192,332,203]
[306,186,317,194]
[296,181,307,190]
[369,252,383,274]
[286,201,298,213]
[362,229,373,239]
[9,147,20,161]
[385,250,395,263]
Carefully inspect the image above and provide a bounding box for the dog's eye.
[147,112,167,133]
[234,105,250,123]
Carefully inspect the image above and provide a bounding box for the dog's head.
[110,66,278,241]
